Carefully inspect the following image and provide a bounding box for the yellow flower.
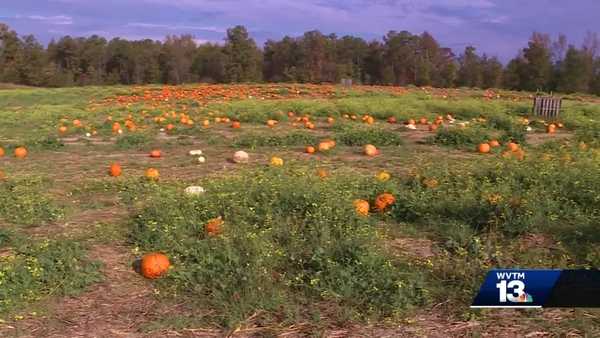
[376,171,391,182]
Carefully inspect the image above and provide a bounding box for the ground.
[0,84,598,337]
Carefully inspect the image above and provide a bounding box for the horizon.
[2,0,600,62]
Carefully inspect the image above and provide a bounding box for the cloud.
[15,15,73,25]
[127,22,225,33]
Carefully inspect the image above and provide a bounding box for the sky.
[1,0,599,61]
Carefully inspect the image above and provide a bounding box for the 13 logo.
[495,272,533,303]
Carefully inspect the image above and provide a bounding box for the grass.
[0,229,102,315]
[129,167,427,327]
[0,176,64,227]
[0,83,598,336]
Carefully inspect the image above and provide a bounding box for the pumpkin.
[546,124,556,134]
[14,147,28,159]
[112,122,121,133]
[305,122,315,129]
[365,116,375,125]
[266,119,278,127]
[189,149,203,156]
[140,253,170,279]
[58,126,68,134]
[202,120,210,127]
[374,193,396,211]
[376,171,391,182]
[197,156,206,163]
[478,143,491,154]
[233,151,249,163]
[166,124,175,131]
[270,156,284,166]
[507,142,520,152]
[489,140,500,148]
[318,142,331,152]
[317,169,329,179]
[557,122,564,128]
[109,163,122,177]
[145,168,160,181]
[149,150,161,158]
[231,121,241,129]
[205,217,223,236]
[184,186,205,196]
[406,119,416,125]
[419,117,428,125]
[353,199,370,216]
[0,147,4,157]
[422,178,439,188]
[73,119,82,127]
[364,144,379,156]
[387,117,397,124]
[428,124,438,132]
[305,146,316,154]
[326,117,335,124]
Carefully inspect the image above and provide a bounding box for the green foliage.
[115,133,152,149]
[429,126,492,148]
[0,230,102,314]
[130,167,426,327]
[0,177,63,226]
[231,132,319,149]
[334,125,403,146]
[390,148,600,265]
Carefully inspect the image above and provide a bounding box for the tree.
[556,46,592,93]
[223,26,262,82]
[456,46,482,88]
[521,32,553,91]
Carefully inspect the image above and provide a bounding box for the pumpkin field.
[0,83,599,337]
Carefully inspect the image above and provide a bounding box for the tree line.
[1,23,599,94]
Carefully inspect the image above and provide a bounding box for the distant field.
[0,84,598,337]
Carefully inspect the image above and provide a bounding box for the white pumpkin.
[189,149,203,156]
[406,124,417,130]
[197,156,206,163]
[184,186,205,196]
[233,151,249,163]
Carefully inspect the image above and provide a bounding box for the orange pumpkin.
[507,142,520,152]
[317,169,329,179]
[318,142,331,152]
[387,117,397,124]
[0,147,5,157]
[112,122,121,133]
[428,124,438,132]
[266,119,278,127]
[364,116,375,125]
[140,253,170,279]
[547,124,556,134]
[166,124,175,131]
[205,217,224,236]
[326,117,335,124]
[149,150,161,158]
[353,199,370,216]
[109,163,122,177]
[73,119,82,127]
[14,147,28,159]
[419,117,428,125]
[364,144,379,156]
[489,140,500,148]
[374,193,396,211]
[145,168,160,181]
[305,146,316,154]
[478,143,491,154]
[231,121,241,129]
[58,126,68,134]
